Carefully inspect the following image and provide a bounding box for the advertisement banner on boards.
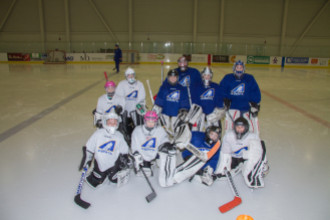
[247,55,270,64]
[212,55,229,63]
[309,58,328,66]
[286,57,309,64]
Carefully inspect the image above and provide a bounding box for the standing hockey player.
[116,67,147,142]
[153,69,190,135]
[113,44,122,73]
[93,81,124,128]
[175,56,202,89]
[173,125,222,186]
[79,110,131,188]
[191,67,225,131]
[214,117,269,188]
[218,60,261,134]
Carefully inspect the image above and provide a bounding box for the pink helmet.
[144,110,158,122]
[104,81,116,89]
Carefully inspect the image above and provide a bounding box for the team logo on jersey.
[166,90,180,102]
[126,90,138,100]
[200,88,215,100]
[105,105,116,113]
[179,76,190,87]
[142,138,156,151]
[98,141,116,154]
[231,83,245,95]
[234,146,248,157]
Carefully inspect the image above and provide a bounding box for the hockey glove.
[132,152,144,171]
[249,102,260,117]
[223,98,231,110]
[78,146,93,171]
[115,105,123,115]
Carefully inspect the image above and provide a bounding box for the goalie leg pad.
[242,139,266,188]
[225,109,240,131]
[158,145,177,187]
[174,155,205,184]
[130,110,144,126]
[173,124,192,150]
[206,107,226,124]
[185,104,203,125]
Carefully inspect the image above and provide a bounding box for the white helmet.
[102,109,120,134]
[201,67,213,86]
[125,67,136,84]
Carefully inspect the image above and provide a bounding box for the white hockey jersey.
[86,129,129,172]
[131,125,169,161]
[116,80,146,114]
[221,130,260,158]
[96,94,125,114]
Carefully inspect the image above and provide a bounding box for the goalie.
[173,125,222,186]
[214,117,269,188]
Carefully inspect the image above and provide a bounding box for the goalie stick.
[140,165,157,203]
[74,165,91,209]
[185,140,221,162]
[219,168,242,213]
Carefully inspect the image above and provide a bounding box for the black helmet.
[234,117,249,139]
[205,125,221,145]
[167,69,179,85]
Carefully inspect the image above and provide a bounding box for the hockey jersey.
[155,80,190,117]
[221,130,260,158]
[86,129,129,172]
[182,131,220,170]
[116,80,146,114]
[131,125,169,161]
[219,73,261,112]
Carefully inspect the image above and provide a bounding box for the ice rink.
[0,63,329,220]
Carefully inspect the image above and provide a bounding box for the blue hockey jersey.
[191,81,224,114]
[155,80,190,116]
[175,67,202,88]
[219,73,261,112]
[182,131,220,170]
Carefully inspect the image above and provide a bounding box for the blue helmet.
[233,60,245,79]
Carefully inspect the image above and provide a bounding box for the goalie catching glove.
[249,102,260,117]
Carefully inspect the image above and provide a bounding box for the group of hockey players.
[78,56,269,195]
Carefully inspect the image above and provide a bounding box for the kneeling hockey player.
[79,109,131,188]
[131,110,169,177]
[93,80,124,128]
[214,117,269,188]
[173,125,222,186]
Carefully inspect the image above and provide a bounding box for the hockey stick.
[104,71,109,81]
[219,168,242,213]
[146,79,154,105]
[161,61,164,83]
[140,165,157,203]
[74,165,91,209]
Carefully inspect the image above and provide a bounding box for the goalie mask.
[144,110,158,131]
[234,117,249,140]
[125,67,136,84]
[201,67,213,87]
[102,110,120,134]
[104,81,116,100]
[233,60,245,79]
[167,69,179,86]
[178,56,188,72]
[205,125,221,145]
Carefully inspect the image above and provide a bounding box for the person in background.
[114,44,122,73]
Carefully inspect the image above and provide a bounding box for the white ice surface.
[0,63,329,220]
